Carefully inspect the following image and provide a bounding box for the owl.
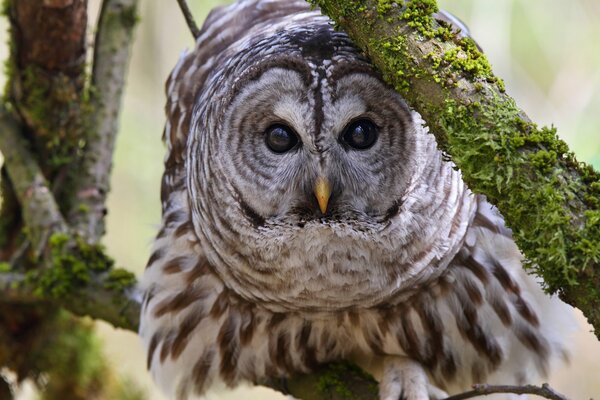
[139,1,572,399]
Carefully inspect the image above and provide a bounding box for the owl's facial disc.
[213,61,418,227]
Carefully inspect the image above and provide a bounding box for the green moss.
[27,233,115,299]
[119,5,140,28]
[17,65,86,171]
[372,34,413,92]
[401,0,438,37]
[0,262,10,272]
[529,150,557,173]
[376,0,394,15]
[316,362,377,399]
[424,37,505,91]
[104,268,136,291]
[77,203,91,214]
[439,97,599,292]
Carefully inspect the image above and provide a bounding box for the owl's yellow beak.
[314,176,332,214]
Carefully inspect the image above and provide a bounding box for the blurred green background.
[3,0,600,399]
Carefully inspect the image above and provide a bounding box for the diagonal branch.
[68,0,139,243]
[0,108,67,259]
[309,0,600,338]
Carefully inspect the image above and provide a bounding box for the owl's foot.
[379,357,447,400]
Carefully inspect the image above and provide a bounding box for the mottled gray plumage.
[139,1,572,399]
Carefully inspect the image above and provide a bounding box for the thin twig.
[176,0,201,39]
[442,383,569,400]
[0,108,68,258]
[69,0,139,243]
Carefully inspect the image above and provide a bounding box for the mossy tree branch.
[0,0,140,398]
[308,0,600,338]
[0,108,67,258]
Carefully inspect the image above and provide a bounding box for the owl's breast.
[197,212,471,312]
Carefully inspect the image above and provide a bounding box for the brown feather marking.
[210,290,230,319]
[376,307,393,337]
[462,275,483,305]
[516,325,549,359]
[142,284,156,309]
[146,331,161,370]
[398,309,423,361]
[492,262,520,294]
[239,306,256,346]
[146,248,164,269]
[451,289,503,367]
[296,320,318,370]
[347,309,360,327]
[514,296,540,327]
[440,350,458,381]
[192,347,215,395]
[160,333,175,363]
[153,287,209,318]
[185,258,210,284]
[171,308,207,359]
[462,255,490,286]
[155,225,167,239]
[489,295,513,326]
[414,295,443,368]
[361,315,384,355]
[174,220,193,238]
[267,312,286,331]
[274,330,293,372]
[160,255,189,275]
[164,209,186,228]
[218,313,239,385]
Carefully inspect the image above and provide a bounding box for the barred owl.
[140,1,572,399]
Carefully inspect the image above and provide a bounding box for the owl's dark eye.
[265,124,299,153]
[341,119,378,150]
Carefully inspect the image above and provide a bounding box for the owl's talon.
[379,357,446,400]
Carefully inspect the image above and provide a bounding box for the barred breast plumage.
[139,1,572,399]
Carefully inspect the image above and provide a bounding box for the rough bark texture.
[7,0,88,186]
[309,0,600,338]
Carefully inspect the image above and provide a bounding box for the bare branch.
[68,0,139,243]
[0,108,67,258]
[176,0,201,39]
[442,383,569,400]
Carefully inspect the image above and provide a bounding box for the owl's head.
[186,17,473,311]
[190,25,419,224]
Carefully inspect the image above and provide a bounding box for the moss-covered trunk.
[308,0,600,338]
